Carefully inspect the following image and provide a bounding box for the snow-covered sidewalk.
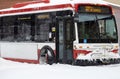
[0,58,120,79]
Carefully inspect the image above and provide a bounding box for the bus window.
[17,22,32,41]
[1,16,15,41]
[78,21,99,39]
[0,12,56,43]
[35,13,56,42]
[98,17,117,39]
[0,15,33,42]
[16,15,33,41]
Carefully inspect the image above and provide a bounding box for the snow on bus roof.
[19,0,107,8]
[0,0,107,11]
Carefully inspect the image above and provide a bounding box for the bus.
[0,0,120,66]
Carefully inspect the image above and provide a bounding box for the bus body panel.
[0,43,38,60]
[0,42,55,63]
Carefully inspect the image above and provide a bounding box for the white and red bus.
[0,0,120,65]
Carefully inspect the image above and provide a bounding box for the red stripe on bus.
[73,50,92,59]
[13,0,50,8]
[3,57,39,64]
[0,4,72,15]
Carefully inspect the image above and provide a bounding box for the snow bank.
[0,58,120,79]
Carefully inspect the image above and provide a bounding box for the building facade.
[104,0,120,5]
[0,0,31,9]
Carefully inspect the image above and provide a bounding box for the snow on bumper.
[74,48,120,66]
[76,48,120,60]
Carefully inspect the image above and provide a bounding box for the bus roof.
[0,0,107,11]
[13,0,106,8]
[0,0,109,16]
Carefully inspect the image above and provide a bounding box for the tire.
[39,46,55,65]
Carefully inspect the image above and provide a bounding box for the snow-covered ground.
[0,58,120,79]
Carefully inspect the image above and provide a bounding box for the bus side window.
[35,13,56,43]
[1,16,15,41]
[15,15,33,41]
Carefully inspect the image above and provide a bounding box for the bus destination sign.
[77,5,112,14]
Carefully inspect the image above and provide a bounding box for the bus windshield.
[77,14,118,43]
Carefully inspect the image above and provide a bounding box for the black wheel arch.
[40,45,56,65]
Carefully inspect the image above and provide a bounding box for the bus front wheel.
[39,46,55,65]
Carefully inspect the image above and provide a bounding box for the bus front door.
[56,17,75,64]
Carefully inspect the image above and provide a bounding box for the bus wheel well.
[39,45,55,65]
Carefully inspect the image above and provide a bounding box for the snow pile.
[0,58,120,79]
